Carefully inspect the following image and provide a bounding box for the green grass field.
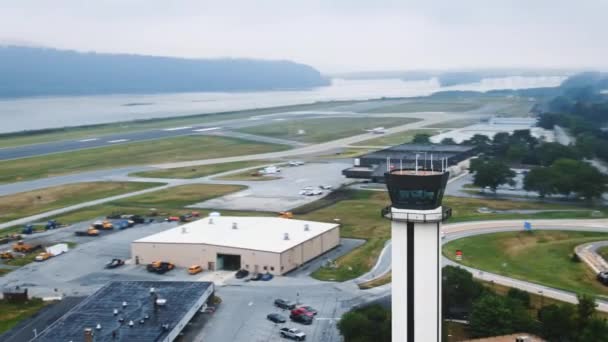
[424,118,480,129]
[0,298,48,334]
[0,136,288,184]
[0,101,361,149]
[215,170,282,181]
[352,129,439,146]
[598,246,608,261]
[443,230,608,297]
[0,182,163,223]
[131,160,275,179]
[239,117,420,143]
[362,101,482,113]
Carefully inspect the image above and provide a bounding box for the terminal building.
[34,281,214,342]
[342,143,476,183]
[132,216,340,275]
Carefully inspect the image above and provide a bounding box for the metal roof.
[133,216,339,253]
[34,281,213,342]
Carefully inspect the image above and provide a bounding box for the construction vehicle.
[45,220,59,230]
[22,224,34,235]
[146,261,175,274]
[12,241,42,253]
[1,251,14,259]
[279,212,293,219]
[74,227,100,236]
[34,243,69,262]
[35,252,52,262]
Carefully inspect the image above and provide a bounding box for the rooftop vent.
[156,298,167,306]
[113,308,118,316]
[208,218,213,224]
[161,323,170,331]
[144,314,150,319]
[128,320,134,328]
[284,233,290,240]
[304,224,310,231]
[96,323,101,330]
[149,287,155,294]
[139,319,145,324]
[232,222,238,229]
[122,301,128,308]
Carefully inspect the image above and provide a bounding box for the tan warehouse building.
[131,216,340,275]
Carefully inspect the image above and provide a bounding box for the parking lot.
[189,161,353,212]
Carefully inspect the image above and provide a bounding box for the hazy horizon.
[2,0,607,73]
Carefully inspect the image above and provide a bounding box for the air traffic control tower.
[382,166,451,342]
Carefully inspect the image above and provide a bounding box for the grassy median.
[0,136,288,184]
[239,117,420,143]
[131,160,275,179]
[353,129,439,146]
[0,182,163,223]
[0,298,48,334]
[443,230,608,297]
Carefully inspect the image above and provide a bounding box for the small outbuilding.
[131,216,340,275]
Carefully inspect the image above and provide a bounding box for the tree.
[538,304,576,341]
[523,167,556,197]
[412,133,432,144]
[470,158,516,192]
[338,304,391,342]
[507,288,530,308]
[524,159,607,200]
[440,137,457,145]
[577,294,597,330]
[578,318,608,342]
[442,266,485,318]
[469,293,534,337]
[463,134,492,154]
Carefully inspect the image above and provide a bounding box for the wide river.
[0,76,565,133]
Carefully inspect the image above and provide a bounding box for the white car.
[288,161,305,166]
[319,185,332,190]
[299,190,313,196]
[301,186,314,191]
[311,189,323,196]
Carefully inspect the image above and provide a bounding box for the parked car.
[280,327,306,340]
[597,271,608,285]
[188,265,203,275]
[267,313,287,323]
[288,161,305,166]
[310,189,323,196]
[291,308,314,318]
[251,273,263,281]
[319,185,332,190]
[298,190,312,196]
[235,269,250,279]
[275,299,296,310]
[105,258,125,269]
[297,306,317,316]
[166,216,180,222]
[261,273,274,281]
[290,313,313,325]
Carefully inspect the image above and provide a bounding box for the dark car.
[105,258,125,269]
[290,313,313,325]
[251,273,263,281]
[597,271,608,285]
[267,313,286,323]
[235,269,249,279]
[275,299,296,310]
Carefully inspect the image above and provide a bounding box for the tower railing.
[381,206,452,223]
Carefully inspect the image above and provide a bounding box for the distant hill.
[0,46,330,98]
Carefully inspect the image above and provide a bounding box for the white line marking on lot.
[78,138,98,142]
[163,126,192,131]
[107,139,129,143]
[315,317,340,321]
[193,127,222,132]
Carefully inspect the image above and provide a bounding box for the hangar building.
[132,216,340,275]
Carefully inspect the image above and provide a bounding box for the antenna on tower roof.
[430,154,434,172]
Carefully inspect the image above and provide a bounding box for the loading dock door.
[217,254,241,271]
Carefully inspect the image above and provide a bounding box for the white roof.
[133,216,339,253]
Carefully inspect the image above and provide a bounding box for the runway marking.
[163,126,192,131]
[78,138,99,142]
[107,139,129,143]
[273,118,286,121]
[193,127,222,132]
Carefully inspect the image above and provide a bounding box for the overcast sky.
[1,0,607,73]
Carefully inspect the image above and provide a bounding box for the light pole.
[383,166,450,342]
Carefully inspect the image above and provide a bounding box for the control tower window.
[393,189,437,207]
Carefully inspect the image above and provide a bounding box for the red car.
[291,308,314,318]
[166,216,180,222]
